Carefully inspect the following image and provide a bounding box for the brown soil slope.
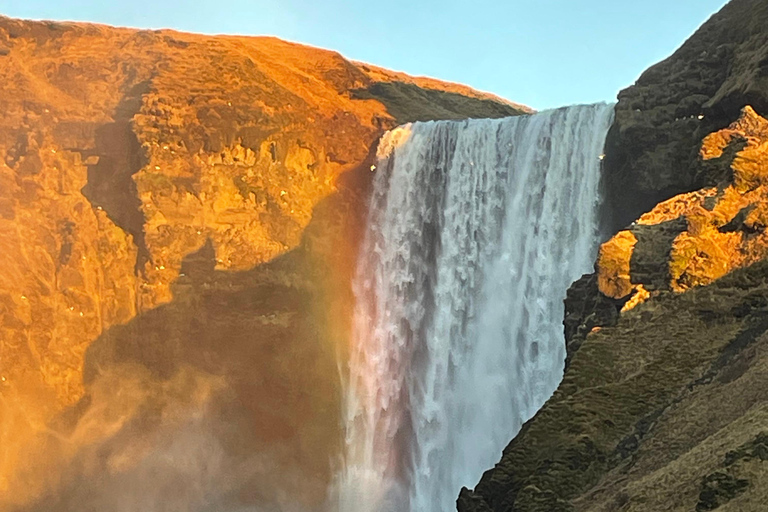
[0,16,527,511]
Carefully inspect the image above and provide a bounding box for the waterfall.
[335,103,615,512]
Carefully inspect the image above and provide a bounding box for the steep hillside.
[458,2,768,511]
[0,16,527,511]
[603,0,768,232]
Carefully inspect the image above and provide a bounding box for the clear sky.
[0,0,730,110]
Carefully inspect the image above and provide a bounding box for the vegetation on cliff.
[602,0,768,232]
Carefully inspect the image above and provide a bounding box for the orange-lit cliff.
[0,16,528,511]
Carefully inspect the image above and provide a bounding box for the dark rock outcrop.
[602,0,768,233]
[563,273,626,370]
[597,106,768,306]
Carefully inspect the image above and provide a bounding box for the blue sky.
[0,0,729,110]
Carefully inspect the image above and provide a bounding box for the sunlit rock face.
[0,16,527,511]
[602,0,768,233]
[599,106,768,307]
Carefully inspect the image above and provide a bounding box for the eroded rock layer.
[599,106,768,305]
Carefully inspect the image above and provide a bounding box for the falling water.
[335,104,615,512]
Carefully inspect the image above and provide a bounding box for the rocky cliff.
[0,16,528,511]
[602,0,768,233]
[458,2,768,511]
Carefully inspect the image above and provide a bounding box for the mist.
[2,365,328,512]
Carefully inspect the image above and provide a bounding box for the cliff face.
[0,16,527,511]
[602,0,768,232]
[459,2,768,511]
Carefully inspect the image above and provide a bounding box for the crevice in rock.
[718,204,758,234]
[629,217,688,291]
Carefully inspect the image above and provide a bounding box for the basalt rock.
[598,106,768,308]
[562,273,626,371]
[560,104,768,380]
